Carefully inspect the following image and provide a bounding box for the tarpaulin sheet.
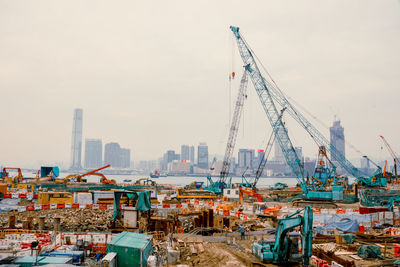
[316,219,359,234]
[113,191,151,220]
[342,233,357,244]
[357,245,383,259]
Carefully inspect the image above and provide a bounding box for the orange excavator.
[56,165,116,184]
[238,186,263,204]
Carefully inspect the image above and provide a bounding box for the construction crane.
[230,26,366,179]
[220,71,248,181]
[205,71,249,194]
[249,108,286,189]
[240,125,276,189]
[380,135,400,182]
[230,26,307,194]
[230,26,347,204]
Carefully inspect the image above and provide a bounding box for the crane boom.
[230,26,363,178]
[230,26,307,193]
[219,71,249,183]
[380,135,400,179]
[264,79,364,178]
[253,108,285,188]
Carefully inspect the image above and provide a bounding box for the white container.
[122,206,138,228]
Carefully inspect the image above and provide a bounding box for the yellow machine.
[175,188,216,199]
[37,192,73,205]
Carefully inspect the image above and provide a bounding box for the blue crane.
[230,26,349,202]
[230,26,307,195]
[205,71,248,194]
[230,26,366,180]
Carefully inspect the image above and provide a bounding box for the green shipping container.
[107,231,153,267]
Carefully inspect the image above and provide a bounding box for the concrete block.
[167,248,180,263]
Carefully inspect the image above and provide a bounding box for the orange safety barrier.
[336,208,345,214]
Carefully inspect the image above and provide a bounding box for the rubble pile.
[0,209,113,232]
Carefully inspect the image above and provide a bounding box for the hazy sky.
[1,0,399,168]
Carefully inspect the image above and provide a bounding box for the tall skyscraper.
[181,145,190,161]
[70,108,83,170]
[274,139,285,163]
[197,143,209,169]
[295,147,303,162]
[104,142,121,168]
[330,120,345,158]
[84,139,102,168]
[189,146,195,163]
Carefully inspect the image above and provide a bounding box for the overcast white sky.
[0,0,399,168]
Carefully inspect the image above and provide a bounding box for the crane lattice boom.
[230,26,307,193]
[219,71,248,185]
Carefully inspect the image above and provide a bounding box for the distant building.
[197,143,209,169]
[120,148,131,168]
[189,146,195,163]
[330,120,345,173]
[256,149,265,167]
[168,160,191,175]
[274,139,285,163]
[104,142,121,168]
[181,145,190,161]
[84,139,102,169]
[330,120,345,158]
[237,149,255,174]
[162,150,176,170]
[295,147,303,162]
[70,108,83,170]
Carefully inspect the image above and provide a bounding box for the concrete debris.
[0,209,112,232]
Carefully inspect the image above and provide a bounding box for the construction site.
[1,26,400,267]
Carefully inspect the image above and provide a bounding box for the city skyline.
[0,1,399,168]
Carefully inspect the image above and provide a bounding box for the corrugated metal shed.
[107,232,153,267]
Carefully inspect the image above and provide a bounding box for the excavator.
[238,186,263,203]
[55,165,116,184]
[253,206,313,266]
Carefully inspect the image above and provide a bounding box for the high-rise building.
[162,150,176,170]
[330,120,345,158]
[197,143,209,169]
[274,139,285,163]
[189,146,195,163]
[238,149,254,169]
[294,147,303,162]
[181,145,190,161]
[257,149,265,166]
[120,148,131,168]
[104,142,121,168]
[70,108,83,170]
[84,139,102,169]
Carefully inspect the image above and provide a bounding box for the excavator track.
[292,198,338,208]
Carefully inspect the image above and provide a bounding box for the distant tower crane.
[380,135,400,181]
[219,71,248,181]
[206,71,249,193]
